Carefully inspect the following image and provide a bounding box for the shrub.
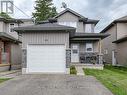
[70,66,77,75]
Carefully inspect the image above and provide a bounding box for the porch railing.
[79,52,100,64]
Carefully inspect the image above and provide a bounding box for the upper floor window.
[9,23,15,32]
[85,24,92,33]
[58,22,77,28]
[86,43,93,52]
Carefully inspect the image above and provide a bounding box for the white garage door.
[27,45,66,73]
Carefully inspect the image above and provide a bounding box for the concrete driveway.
[0,75,113,95]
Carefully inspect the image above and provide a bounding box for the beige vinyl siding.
[0,21,19,39]
[79,43,86,53]
[57,12,78,22]
[117,23,127,39]
[0,22,4,32]
[11,43,22,64]
[93,41,99,52]
[71,42,99,53]
[20,21,34,26]
[5,23,19,39]
[77,22,84,32]
[117,41,127,66]
[91,24,95,33]
[102,25,117,63]
[84,24,95,33]
[22,32,69,49]
[57,12,94,33]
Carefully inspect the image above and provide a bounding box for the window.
[86,43,93,52]
[104,49,108,54]
[58,22,77,28]
[72,50,78,54]
[9,23,15,32]
[85,24,92,33]
[72,44,79,54]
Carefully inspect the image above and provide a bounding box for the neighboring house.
[0,17,34,71]
[0,17,23,71]
[19,19,34,26]
[14,8,108,74]
[101,16,127,66]
[17,19,34,41]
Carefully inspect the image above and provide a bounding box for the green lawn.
[0,78,10,83]
[83,65,127,95]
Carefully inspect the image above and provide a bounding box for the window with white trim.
[9,23,15,32]
[72,44,79,54]
[85,24,92,33]
[86,43,93,52]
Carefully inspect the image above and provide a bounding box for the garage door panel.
[27,45,66,73]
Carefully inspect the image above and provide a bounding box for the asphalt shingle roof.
[54,8,86,18]
[13,23,76,32]
[71,33,110,39]
[0,32,21,43]
[113,35,127,43]
[37,8,99,25]
[101,15,127,33]
[116,15,127,21]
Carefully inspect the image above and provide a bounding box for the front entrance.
[71,44,79,63]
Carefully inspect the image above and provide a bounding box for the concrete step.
[75,67,85,76]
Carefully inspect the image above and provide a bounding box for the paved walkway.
[0,70,21,78]
[75,67,85,75]
[0,74,113,95]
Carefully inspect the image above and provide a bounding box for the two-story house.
[0,17,34,71]
[0,16,23,71]
[101,16,127,66]
[14,8,109,74]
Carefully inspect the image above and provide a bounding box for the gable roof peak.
[54,8,86,19]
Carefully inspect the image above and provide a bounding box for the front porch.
[70,52,104,70]
[71,63,104,70]
[70,41,103,62]
[69,34,104,69]
[79,52,102,64]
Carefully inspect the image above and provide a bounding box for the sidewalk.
[75,66,85,75]
[0,70,21,78]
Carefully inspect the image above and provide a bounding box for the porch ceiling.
[70,38,100,42]
[70,33,110,39]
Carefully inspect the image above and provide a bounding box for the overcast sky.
[12,0,127,32]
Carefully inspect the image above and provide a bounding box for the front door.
[71,44,79,63]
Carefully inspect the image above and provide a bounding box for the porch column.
[99,39,102,54]
[66,49,71,68]
[0,40,2,64]
[98,39,103,64]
